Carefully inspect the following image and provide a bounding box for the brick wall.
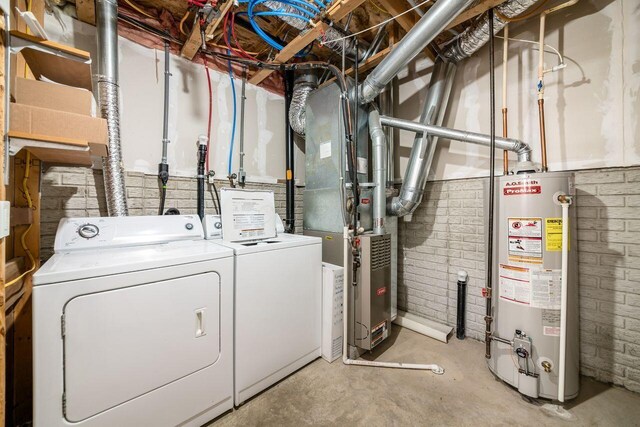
[40,166,303,260]
[39,165,640,393]
[398,166,640,393]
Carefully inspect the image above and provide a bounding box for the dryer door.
[62,272,220,422]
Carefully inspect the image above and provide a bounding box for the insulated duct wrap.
[263,1,366,60]
[289,75,318,135]
[97,78,128,216]
[443,0,540,62]
[96,0,128,216]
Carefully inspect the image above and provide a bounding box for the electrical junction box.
[0,201,9,238]
[322,263,344,363]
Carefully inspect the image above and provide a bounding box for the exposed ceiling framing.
[71,0,506,90]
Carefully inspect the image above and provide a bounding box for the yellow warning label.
[545,218,569,252]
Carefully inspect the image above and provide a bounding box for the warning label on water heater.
[507,218,543,264]
[499,264,531,306]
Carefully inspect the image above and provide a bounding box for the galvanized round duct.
[96,0,128,216]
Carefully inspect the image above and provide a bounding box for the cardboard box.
[15,77,94,116]
[10,103,106,145]
[322,263,344,363]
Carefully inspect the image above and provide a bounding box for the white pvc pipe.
[341,228,444,374]
[558,197,572,402]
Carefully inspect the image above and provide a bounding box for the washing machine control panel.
[54,216,204,252]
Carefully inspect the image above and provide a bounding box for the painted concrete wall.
[44,11,295,182]
[396,0,640,181]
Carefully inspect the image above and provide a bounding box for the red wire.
[203,54,213,172]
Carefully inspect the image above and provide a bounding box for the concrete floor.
[209,327,640,426]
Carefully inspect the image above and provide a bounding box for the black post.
[456,271,468,340]
[284,70,296,233]
[197,136,207,221]
[484,8,497,358]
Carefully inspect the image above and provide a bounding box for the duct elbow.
[516,145,532,163]
[359,79,383,105]
[388,192,422,217]
[288,75,318,135]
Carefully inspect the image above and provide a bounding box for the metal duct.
[96,0,128,216]
[359,0,474,104]
[379,115,533,163]
[443,0,540,62]
[263,1,367,60]
[369,107,387,234]
[388,59,456,217]
[288,74,318,135]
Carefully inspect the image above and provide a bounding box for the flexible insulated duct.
[288,74,318,135]
[443,0,540,62]
[96,0,128,216]
[263,1,367,60]
[359,0,474,104]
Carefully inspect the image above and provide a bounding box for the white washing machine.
[32,215,234,427]
[203,215,322,406]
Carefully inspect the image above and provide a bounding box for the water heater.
[488,171,579,400]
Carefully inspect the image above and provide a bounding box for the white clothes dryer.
[33,215,234,427]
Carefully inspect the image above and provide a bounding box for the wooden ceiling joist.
[76,0,96,25]
[445,0,505,30]
[249,0,369,85]
[376,0,419,32]
[181,0,234,59]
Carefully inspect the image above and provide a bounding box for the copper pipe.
[502,107,509,174]
[538,98,548,172]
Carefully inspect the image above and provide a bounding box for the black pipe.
[456,271,468,340]
[484,8,497,359]
[197,137,208,221]
[284,70,296,233]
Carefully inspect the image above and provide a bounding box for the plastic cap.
[198,134,208,146]
[457,270,468,283]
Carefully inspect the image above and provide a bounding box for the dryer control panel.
[54,215,204,252]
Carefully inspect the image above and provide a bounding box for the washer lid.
[33,240,233,285]
[213,233,321,255]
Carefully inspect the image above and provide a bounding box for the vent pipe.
[387,59,456,217]
[369,107,387,234]
[380,116,533,164]
[96,0,128,216]
[359,0,474,104]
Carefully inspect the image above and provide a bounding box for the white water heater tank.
[488,171,579,400]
